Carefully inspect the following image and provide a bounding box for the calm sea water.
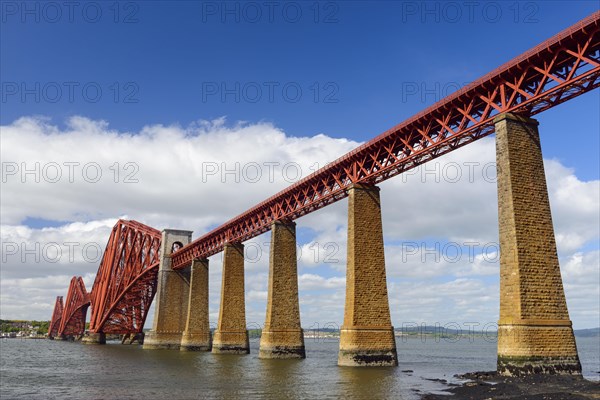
[1,336,598,399]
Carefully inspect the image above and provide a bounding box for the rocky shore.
[422,371,600,400]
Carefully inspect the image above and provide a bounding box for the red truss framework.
[172,12,600,270]
[88,220,162,334]
[58,277,91,338]
[48,296,63,338]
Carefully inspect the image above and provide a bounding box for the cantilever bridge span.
[50,13,599,373]
[49,220,161,341]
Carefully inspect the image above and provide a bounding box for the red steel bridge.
[49,12,600,339]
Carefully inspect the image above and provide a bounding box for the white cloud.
[298,274,345,291]
[562,251,600,325]
[0,116,358,229]
[546,160,600,254]
[388,278,500,325]
[1,219,116,279]
[1,116,598,329]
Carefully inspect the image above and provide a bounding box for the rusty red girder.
[172,12,600,269]
[48,296,63,338]
[58,277,90,338]
[88,220,161,334]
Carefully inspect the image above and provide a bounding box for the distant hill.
[392,325,496,336]
[304,326,600,337]
[574,327,599,337]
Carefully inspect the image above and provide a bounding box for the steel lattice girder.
[88,220,161,334]
[48,296,63,338]
[58,277,91,337]
[171,12,600,270]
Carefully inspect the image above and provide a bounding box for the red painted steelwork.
[172,12,600,270]
[58,277,90,338]
[48,296,63,338]
[88,220,161,334]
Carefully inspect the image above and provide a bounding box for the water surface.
[1,336,598,399]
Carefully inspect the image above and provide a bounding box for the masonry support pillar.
[143,229,193,350]
[259,220,305,359]
[338,183,398,367]
[181,258,212,351]
[494,113,581,376]
[81,332,106,344]
[212,243,250,354]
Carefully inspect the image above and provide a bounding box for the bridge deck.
[171,11,600,269]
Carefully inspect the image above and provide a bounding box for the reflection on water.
[337,365,398,399]
[260,358,306,399]
[1,336,597,399]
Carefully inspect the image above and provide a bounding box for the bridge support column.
[338,184,398,367]
[143,229,193,350]
[494,113,581,376]
[181,258,212,351]
[82,332,106,344]
[259,221,305,359]
[212,243,250,354]
[121,332,144,345]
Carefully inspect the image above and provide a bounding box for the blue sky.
[2,1,599,176]
[1,2,599,328]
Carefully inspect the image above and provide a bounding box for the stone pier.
[143,229,193,350]
[494,113,581,375]
[259,220,305,359]
[338,184,398,367]
[82,332,106,344]
[212,243,250,354]
[121,332,144,345]
[181,258,212,351]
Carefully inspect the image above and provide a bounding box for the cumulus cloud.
[1,116,598,329]
[1,219,116,279]
[299,274,345,291]
[0,116,358,229]
[546,160,600,254]
[562,251,600,324]
[389,278,499,324]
